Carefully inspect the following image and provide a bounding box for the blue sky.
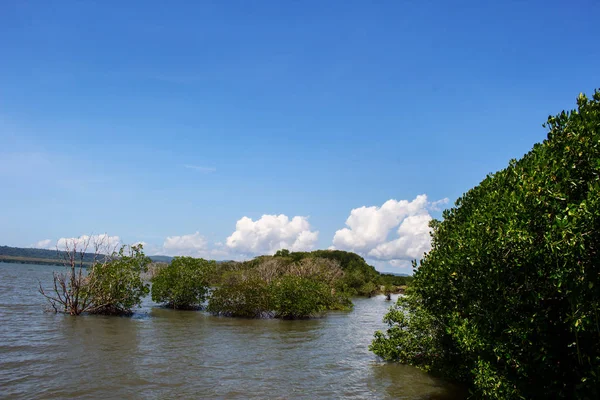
[1,0,598,272]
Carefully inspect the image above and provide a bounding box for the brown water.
[0,262,464,399]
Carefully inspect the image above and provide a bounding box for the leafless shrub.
[38,235,118,315]
[286,258,344,285]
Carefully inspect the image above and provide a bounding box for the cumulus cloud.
[159,232,237,259]
[429,198,450,211]
[130,241,166,256]
[31,231,229,259]
[226,214,318,255]
[30,234,121,252]
[55,234,122,252]
[31,239,53,249]
[368,214,433,260]
[333,195,448,265]
[162,231,208,256]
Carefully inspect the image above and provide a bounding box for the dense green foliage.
[206,273,272,318]
[273,249,383,295]
[359,281,378,298]
[87,245,151,315]
[207,255,352,318]
[270,275,337,319]
[151,257,214,309]
[211,249,386,296]
[370,290,452,369]
[371,91,600,398]
[38,245,406,319]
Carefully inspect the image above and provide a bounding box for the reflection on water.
[0,262,465,399]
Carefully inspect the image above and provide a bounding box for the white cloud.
[226,214,319,255]
[333,195,448,266]
[31,239,53,249]
[160,232,236,259]
[32,231,230,259]
[162,231,208,256]
[30,234,121,253]
[368,214,433,260]
[131,241,166,256]
[429,197,450,211]
[55,234,121,253]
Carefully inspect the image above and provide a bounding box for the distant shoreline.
[0,245,173,267]
[0,255,75,267]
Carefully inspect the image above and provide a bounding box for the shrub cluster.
[214,249,395,297]
[42,244,401,320]
[151,257,215,309]
[40,243,152,316]
[207,256,352,319]
[86,245,151,315]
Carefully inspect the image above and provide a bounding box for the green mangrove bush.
[207,256,352,318]
[371,91,600,399]
[87,244,151,315]
[151,256,214,309]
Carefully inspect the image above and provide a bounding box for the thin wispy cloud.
[184,164,216,173]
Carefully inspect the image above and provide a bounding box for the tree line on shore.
[39,243,411,319]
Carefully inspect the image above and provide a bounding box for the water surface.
[0,262,464,399]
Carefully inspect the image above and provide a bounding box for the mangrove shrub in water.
[39,240,151,316]
[371,91,600,399]
[207,256,352,318]
[270,275,334,319]
[151,256,214,309]
[210,249,398,297]
[206,273,271,318]
[87,245,151,315]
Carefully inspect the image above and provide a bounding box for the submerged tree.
[270,275,334,319]
[207,256,352,318]
[151,256,214,309]
[38,235,115,315]
[86,244,151,315]
[39,237,150,316]
[383,284,394,301]
[206,271,272,318]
